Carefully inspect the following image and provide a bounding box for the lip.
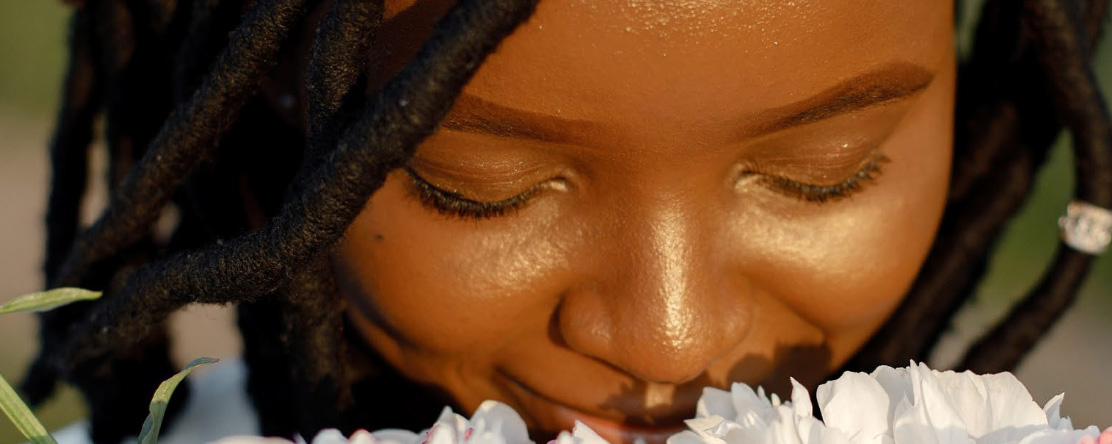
[498,372,690,444]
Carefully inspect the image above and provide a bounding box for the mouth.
[498,372,691,444]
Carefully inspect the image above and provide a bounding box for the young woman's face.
[331,1,954,442]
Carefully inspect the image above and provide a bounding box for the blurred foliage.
[0,4,93,444]
[0,360,84,444]
[0,1,67,116]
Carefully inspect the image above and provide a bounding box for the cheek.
[737,63,954,348]
[335,176,571,355]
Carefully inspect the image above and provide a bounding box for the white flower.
[207,400,534,444]
[207,429,381,444]
[209,363,1104,444]
[207,437,305,444]
[672,362,1103,444]
[421,400,533,444]
[667,379,848,444]
[206,429,365,444]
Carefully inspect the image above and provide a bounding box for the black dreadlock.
[27,0,538,441]
[846,0,1112,373]
[19,0,1112,442]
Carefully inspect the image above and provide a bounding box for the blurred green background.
[0,2,68,116]
[0,3,86,443]
[0,2,1110,443]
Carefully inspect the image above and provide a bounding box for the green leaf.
[0,371,58,444]
[138,357,218,444]
[0,288,102,314]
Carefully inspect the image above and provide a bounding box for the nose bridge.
[625,202,704,352]
[559,189,750,384]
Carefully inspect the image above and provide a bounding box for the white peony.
[208,400,534,444]
[418,399,532,444]
[667,362,1104,444]
[208,363,1105,444]
[667,379,849,444]
[206,429,381,444]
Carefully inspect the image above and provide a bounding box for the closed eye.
[738,153,888,203]
[403,167,542,219]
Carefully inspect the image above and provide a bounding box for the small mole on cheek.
[374,234,385,241]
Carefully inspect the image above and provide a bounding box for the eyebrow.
[742,61,936,138]
[439,61,936,145]
[441,95,604,145]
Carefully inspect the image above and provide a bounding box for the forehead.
[378,0,952,128]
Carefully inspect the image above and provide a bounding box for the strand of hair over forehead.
[52,0,540,373]
[848,0,1112,373]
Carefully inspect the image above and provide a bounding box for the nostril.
[555,290,616,361]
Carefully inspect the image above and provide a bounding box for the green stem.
[0,372,58,444]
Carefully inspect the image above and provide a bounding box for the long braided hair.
[19,0,1112,442]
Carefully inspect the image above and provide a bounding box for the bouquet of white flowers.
[206,362,1109,444]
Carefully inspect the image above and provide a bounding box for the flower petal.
[312,430,353,444]
[373,429,424,444]
[697,387,736,419]
[666,431,716,444]
[570,421,610,444]
[890,364,971,444]
[789,379,813,419]
[1015,426,1101,444]
[471,401,531,444]
[349,431,376,444]
[816,371,890,444]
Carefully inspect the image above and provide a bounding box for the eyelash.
[404,167,538,219]
[406,153,888,219]
[743,153,889,203]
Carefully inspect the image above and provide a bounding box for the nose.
[557,199,751,384]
